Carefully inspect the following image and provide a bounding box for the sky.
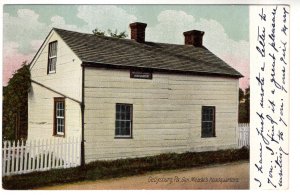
[3,4,249,89]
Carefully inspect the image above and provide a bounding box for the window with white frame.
[48,41,57,74]
[115,103,133,138]
[54,98,65,136]
[201,106,216,138]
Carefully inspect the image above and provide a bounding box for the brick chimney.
[183,30,205,47]
[130,22,147,43]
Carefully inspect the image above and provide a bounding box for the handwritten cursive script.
[251,6,289,189]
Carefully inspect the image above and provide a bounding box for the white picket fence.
[238,123,250,148]
[2,137,81,176]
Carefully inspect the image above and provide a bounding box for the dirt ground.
[37,161,249,190]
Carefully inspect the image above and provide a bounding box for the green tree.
[2,62,31,140]
[239,88,244,102]
[92,28,127,39]
[92,28,106,36]
[238,87,250,123]
[244,87,250,122]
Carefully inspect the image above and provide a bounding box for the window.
[54,98,65,136]
[201,106,216,138]
[48,41,57,74]
[115,104,133,138]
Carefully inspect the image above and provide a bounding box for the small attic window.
[47,41,57,74]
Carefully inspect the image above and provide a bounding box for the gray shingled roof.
[53,28,242,78]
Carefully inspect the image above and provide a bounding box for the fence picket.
[43,139,46,170]
[71,137,75,167]
[7,141,11,175]
[75,137,78,165]
[63,138,66,168]
[56,139,59,168]
[45,139,50,170]
[77,137,80,165]
[52,139,55,168]
[11,141,16,173]
[58,138,62,168]
[20,140,24,173]
[37,139,41,171]
[3,141,7,175]
[24,140,29,173]
[55,138,59,168]
[48,139,51,169]
[53,139,56,168]
[41,139,44,170]
[16,140,20,172]
[67,137,70,168]
[60,139,63,167]
[32,140,36,170]
[51,139,54,169]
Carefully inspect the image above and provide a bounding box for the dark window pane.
[116,105,121,112]
[52,58,57,67]
[121,121,126,129]
[126,112,130,120]
[203,113,207,121]
[121,113,126,120]
[49,42,57,57]
[124,127,130,136]
[202,122,212,137]
[208,109,213,120]
[120,123,125,135]
[121,105,126,112]
[126,121,130,129]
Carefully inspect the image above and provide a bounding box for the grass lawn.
[2,147,249,190]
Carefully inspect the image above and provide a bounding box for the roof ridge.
[53,27,92,35]
[53,27,137,43]
[53,28,202,48]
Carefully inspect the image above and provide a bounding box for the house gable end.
[29,28,83,102]
[30,29,82,72]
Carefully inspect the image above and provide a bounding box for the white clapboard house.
[28,22,242,164]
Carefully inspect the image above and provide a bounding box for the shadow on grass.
[3,147,249,190]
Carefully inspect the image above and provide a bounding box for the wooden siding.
[28,30,82,140]
[84,67,239,162]
[28,82,81,140]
